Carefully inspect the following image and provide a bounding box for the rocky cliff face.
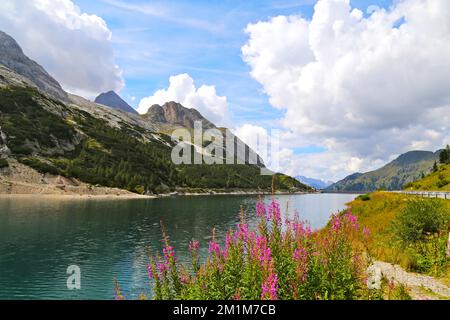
[0,30,68,102]
[144,101,215,130]
[94,90,138,114]
[143,101,265,167]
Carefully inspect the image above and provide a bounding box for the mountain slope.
[94,91,138,114]
[0,84,308,194]
[0,31,68,102]
[295,176,333,190]
[0,31,310,194]
[326,151,440,192]
[404,163,450,191]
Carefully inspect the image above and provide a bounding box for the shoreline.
[0,190,319,201]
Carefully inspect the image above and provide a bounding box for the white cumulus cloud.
[138,73,228,126]
[0,0,124,98]
[242,0,450,180]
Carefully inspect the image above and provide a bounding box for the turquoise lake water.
[0,193,358,300]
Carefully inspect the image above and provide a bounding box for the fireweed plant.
[116,200,375,300]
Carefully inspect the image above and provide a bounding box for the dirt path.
[373,261,450,299]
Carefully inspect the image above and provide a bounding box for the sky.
[0,0,449,182]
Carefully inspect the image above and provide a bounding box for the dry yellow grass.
[406,164,450,191]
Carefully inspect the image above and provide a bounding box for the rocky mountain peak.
[145,101,215,130]
[94,90,138,115]
[0,30,68,102]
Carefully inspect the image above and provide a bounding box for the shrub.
[117,201,373,300]
[392,198,450,275]
[408,235,448,276]
[403,182,414,189]
[357,194,371,201]
[134,185,146,195]
[19,157,60,175]
[436,174,449,188]
[0,158,8,169]
[392,199,449,243]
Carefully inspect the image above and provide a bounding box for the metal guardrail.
[391,191,450,200]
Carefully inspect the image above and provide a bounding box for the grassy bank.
[347,192,450,281]
[404,164,450,191]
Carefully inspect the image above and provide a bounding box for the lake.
[0,193,358,300]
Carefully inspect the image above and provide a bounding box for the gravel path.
[373,261,450,299]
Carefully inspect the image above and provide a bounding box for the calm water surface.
[0,193,357,300]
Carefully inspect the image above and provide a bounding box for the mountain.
[0,31,310,195]
[94,91,138,115]
[326,151,440,192]
[0,31,68,102]
[144,102,215,131]
[143,101,265,167]
[295,176,334,190]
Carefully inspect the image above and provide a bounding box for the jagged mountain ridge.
[326,151,440,192]
[144,102,215,130]
[94,91,138,115]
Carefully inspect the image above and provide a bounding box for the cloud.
[233,122,382,181]
[242,0,450,180]
[138,74,228,126]
[0,0,124,98]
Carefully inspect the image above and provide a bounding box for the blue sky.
[1,0,448,181]
[73,0,393,127]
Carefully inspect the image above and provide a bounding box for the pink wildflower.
[252,236,272,267]
[156,262,167,274]
[256,201,267,218]
[208,241,221,257]
[147,265,154,279]
[345,213,359,229]
[188,240,199,253]
[224,232,233,259]
[332,216,341,231]
[261,272,278,300]
[268,200,281,223]
[163,245,176,264]
[293,247,308,282]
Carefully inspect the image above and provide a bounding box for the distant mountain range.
[295,176,334,190]
[326,150,441,192]
[0,30,310,195]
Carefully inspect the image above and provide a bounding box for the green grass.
[348,192,450,280]
[405,164,450,191]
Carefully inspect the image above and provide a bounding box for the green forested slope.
[326,151,439,192]
[0,86,309,194]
